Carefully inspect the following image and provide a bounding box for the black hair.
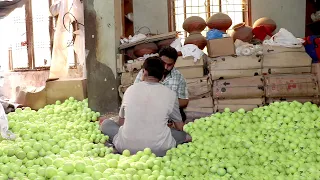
[159,46,178,62]
[143,57,165,80]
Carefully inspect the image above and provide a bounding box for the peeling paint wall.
[93,0,120,77]
[251,0,306,37]
[84,0,121,113]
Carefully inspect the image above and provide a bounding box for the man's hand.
[179,99,189,108]
[173,121,184,131]
[118,117,125,126]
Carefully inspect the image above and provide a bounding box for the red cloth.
[252,25,273,41]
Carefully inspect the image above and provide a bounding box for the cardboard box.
[121,72,139,86]
[262,67,311,75]
[211,69,262,80]
[207,37,235,58]
[14,86,47,110]
[14,78,87,110]
[46,78,87,105]
[265,74,319,97]
[178,67,204,79]
[266,97,320,105]
[175,56,204,67]
[212,76,265,99]
[186,76,211,100]
[312,63,320,90]
[124,60,144,72]
[214,98,265,112]
[186,97,214,113]
[176,56,204,79]
[263,45,312,68]
[209,55,262,80]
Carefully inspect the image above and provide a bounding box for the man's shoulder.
[171,68,186,81]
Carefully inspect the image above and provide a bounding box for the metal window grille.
[172,0,251,42]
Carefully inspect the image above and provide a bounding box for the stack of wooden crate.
[265,74,320,104]
[185,76,213,113]
[208,53,264,113]
[208,44,314,112]
[176,56,214,113]
[212,76,265,112]
[262,45,317,104]
[262,45,312,75]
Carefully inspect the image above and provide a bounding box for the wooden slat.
[119,32,177,50]
[49,0,54,55]
[167,0,173,32]
[25,0,35,69]
[247,0,252,26]
[8,47,13,70]
[206,0,211,19]
[183,0,187,38]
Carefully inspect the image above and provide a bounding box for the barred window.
[169,0,251,42]
[0,0,77,71]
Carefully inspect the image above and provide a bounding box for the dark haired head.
[159,46,178,62]
[143,57,165,81]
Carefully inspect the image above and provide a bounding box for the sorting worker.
[134,46,189,122]
[100,57,186,156]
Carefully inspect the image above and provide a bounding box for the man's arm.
[179,99,189,108]
[169,98,185,131]
[177,78,189,108]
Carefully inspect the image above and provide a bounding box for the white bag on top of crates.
[0,103,15,140]
[263,28,304,48]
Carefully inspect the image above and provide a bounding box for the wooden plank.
[167,0,173,32]
[119,32,177,50]
[25,0,35,69]
[247,0,252,26]
[49,0,54,55]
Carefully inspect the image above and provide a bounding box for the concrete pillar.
[133,0,169,34]
[84,0,121,114]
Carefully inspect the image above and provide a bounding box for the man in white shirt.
[134,46,189,122]
[100,57,186,156]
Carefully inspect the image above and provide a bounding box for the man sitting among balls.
[100,57,186,156]
[135,46,189,123]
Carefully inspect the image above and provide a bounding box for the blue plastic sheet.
[206,29,223,40]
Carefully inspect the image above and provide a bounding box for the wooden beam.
[247,0,252,26]
[49,0,54,55]
[121,0,125,36]
[25,0,35,69]
[8,47,13,71]
[167,0,173,32]
[183,0,187,38]
[206,0,211,19]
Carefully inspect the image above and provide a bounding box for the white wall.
[133,0,169,34]
[251,0,306,37]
